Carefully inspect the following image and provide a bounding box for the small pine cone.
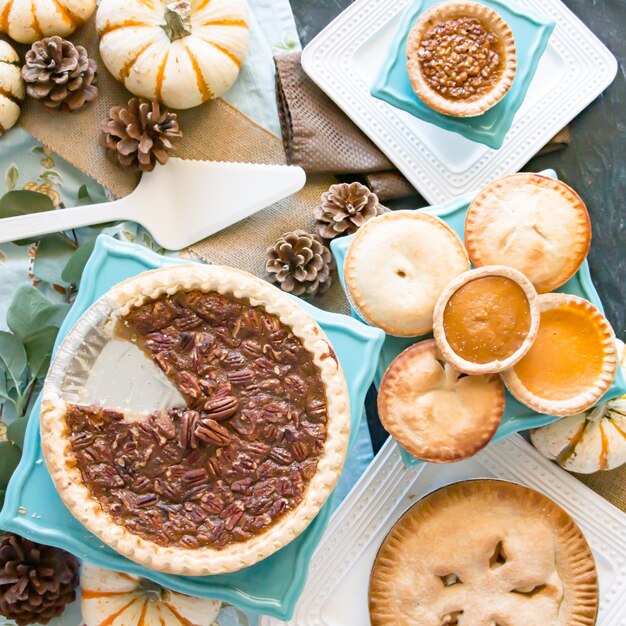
[0,533,80,626]
[22,36,98,112]
[314,182,388,240]
[266,230,335,298]
[100,98,182,173]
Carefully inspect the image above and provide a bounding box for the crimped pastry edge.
[406,1,517,117]
[368,479,598,626]
[433,265,540,375]
[464,173,592,293]
[41,264,350,576]
[502,293,618,417]
[377,339,505,462]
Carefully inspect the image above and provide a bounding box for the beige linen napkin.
[275,51,571,202]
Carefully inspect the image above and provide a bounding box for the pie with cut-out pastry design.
[40,265,350,576]
[369,480,598,626]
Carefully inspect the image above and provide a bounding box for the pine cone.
[100,98,182,173]
[22,36,97,111]
[266,230,335,298]
[314,182,388,240]
[0,533,79,626]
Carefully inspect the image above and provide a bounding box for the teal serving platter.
[0,235,385,620]
[331,170,626,467]
[371,0,555,149]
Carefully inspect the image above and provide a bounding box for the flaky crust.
[502,293,618,417]
[406,1,517,117]
[41,265,350,576]
[433,265,540,375]
[344,211,469,337]
[369,480,598,626]
[378,339,504,462]
[465,174,591,293]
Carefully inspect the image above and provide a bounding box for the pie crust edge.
[40,264,351,575]
[368,479,599,626]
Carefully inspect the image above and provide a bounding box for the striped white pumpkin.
[96,0,249,110]
[81,563,221,626]
[0,0,96,44]
[0,40,24,135]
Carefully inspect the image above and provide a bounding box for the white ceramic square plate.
[301,0,618,203]
[260,435,626,625]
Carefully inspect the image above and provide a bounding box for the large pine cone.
[0,533,80,626]
[100,98,183,173]
[314,182,388,240]
[266,230,335,298]
[22,36,97,111]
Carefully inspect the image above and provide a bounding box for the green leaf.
[31,302,70,330]
[5,164,18,191]
[0,488,5,511]
[23,326,58,377]
[0,440,21,488]
[77,184,108,206]
[0,332,26,390]
[0,190,55,219]
[0,371,11,403]
[61,238,96,284]
[32,234,76,285]
[6,285,54,340]
[7,418,28,451]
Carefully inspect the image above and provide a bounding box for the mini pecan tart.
[40,265,350,576]
[378,340,504,462]
[369,480,598,626]
[433,265,540,375]
[502,293,618,417]
[406,1,517,117]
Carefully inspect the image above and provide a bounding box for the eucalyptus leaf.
[0,190,55,219]
[7,418,28,451]
[6,285,54,340]
[0,331,26,390]
[0,440,21,488]
[5,164,18,192]
[77,184,108,206]
[31,303,70,330]
[0,371,11,403]
[0,488,5,511]
[62,238,96,284]
[23,326,58,378]
[32,234,76,286]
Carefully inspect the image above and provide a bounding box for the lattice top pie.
[369,480,598,626]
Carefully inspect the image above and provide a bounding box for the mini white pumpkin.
[81,563,221,626]
[0,40,24,135]
[531,339,626,473]
[96,0,249,110]
[0,0,96,44]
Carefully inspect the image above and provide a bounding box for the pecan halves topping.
[194,418,230,446]
[203,395,239,421]
[178,410,201,451]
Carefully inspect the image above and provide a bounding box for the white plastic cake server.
[0,159,306,250]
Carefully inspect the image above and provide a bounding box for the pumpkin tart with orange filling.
[502,293,618,417]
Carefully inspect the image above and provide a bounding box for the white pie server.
[0,159,306,250]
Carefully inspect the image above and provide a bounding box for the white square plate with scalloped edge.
[259,435,626,625]
[301,0,618,204]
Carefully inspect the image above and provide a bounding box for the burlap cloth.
[16,23,624,513]
[275,51,571,202]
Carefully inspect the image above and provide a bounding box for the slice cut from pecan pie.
[41,265,350,575]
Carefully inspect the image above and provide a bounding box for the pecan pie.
[41,265,350,575]
[406,1,517,117]
[369,480,598,626]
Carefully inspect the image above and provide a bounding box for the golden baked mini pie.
[344,211,470,337]
[406,1,517,117]
[502,293,618,417]
[369,480,598,626]
[465,174,591,293]
[378,339,504,462]
[41,265,350,575]
[433,265,539,375]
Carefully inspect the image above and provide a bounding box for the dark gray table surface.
[290,0,626,451]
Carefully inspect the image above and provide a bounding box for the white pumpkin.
[0,40,24,135]
[96,0,249,110]
[0,0,96,44]
[531,339,626,473]
[81,563,221,626]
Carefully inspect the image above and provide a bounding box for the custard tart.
[406,1,517,117]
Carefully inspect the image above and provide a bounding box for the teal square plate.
[0,235,385,620]
[371,0,555,149]
[331,170,626,467]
